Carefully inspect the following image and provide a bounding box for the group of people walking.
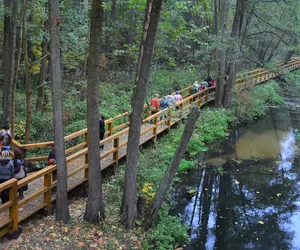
[0,126,28,203]
[150,91,183,115]
[150,76,215,115]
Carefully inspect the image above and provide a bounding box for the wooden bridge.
[1,59,300,238]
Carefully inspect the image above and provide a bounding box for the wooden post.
[205,89,209,103]
[9,179,18,231]
[108,120,113,136]
[167,108,172,130]
[84,132,88,179]
[113,137,119,164]
[180,103,183,121]
[153,115,158,141]
[44,173,52,211]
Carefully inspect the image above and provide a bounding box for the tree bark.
[2,0,18,128]
[214,0,229,107]
[144,107,200,229]
[49,0,70,223]
[36,22,49,111]
[120,0,164,230]
[84,0,106,224]
[127,8,135,78]
[23,0,31,144]
[223,0,249,107]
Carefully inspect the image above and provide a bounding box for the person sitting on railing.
[151,94,160,115]
[0,151,14,204]
[174,91,182,111]
[0,125,12,152]
[13,147,28,200]
[166,92,175,106]
[99,114,105,150]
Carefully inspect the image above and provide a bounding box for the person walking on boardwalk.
[13,147,28,200]
[191,81,199,101]
[0,151,15,204]
[166,92,175,106]
[160,96,169,120]
[151,93,160,114]
[0,125,12,152]
[99,114,105,150]
[174,91,182,111]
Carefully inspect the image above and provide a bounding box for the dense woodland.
[1,0,300,247]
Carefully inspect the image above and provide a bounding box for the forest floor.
[1,192,145,250]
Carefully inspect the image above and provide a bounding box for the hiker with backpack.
[0,151,15,204]
[13,148,28,200]
[0,125,12,152]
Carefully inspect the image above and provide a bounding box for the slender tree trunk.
[84,0,106,224]
[2,0,18,128]
[22,0,31,143]
[223,0,249,107]
[120,0,164,230]
[127,8,135,78]
[49,0,69,223]
[36,29,49,111]
[11,3,24,137]
[144,107,200,229]
[214,0,229,107]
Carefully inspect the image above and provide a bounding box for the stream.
[170,103,300,249]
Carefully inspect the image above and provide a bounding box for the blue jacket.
[0,160,14,181]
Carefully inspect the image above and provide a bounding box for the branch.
[30,81,51,94]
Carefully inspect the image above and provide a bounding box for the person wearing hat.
[151,94,160,114]
[0,125,12,152]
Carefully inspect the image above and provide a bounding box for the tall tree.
[49,0,69,222]
[2,0,18,128]
[120,0,164,229]
[214,0,230,107]
[23,0,31,143]
[144,106,200,229]
[223,0,249,107]
[84,0,106,223]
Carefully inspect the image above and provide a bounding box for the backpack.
[14,159,26,179]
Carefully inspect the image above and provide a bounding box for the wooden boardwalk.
[1,59,300,238]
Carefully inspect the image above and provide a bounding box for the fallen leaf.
[49,226,54,230]
[276,193,282,197]
[64,227,68,233]
[78,242,85,247]
[187,189,197,195]
[235,181,240,184]
[258,221,264,225]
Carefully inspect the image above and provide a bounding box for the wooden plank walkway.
[1,59,300,237]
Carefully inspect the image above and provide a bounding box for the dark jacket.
[14,158,26,174]
[0,160,14,181]
[48,150,56,160]
[99,119,105,134]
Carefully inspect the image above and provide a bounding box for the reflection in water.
[171,108,300,250]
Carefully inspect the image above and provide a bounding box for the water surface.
[170,107,300,250]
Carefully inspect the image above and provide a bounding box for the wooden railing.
[1,59,300,237]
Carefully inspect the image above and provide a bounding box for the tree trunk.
[11,3,24,137]
[49,0,70,223]
[127,8,135,78]
[36,30,49,111]
[2,0,18,128]
[84,0,106,224]
[120,0,164,230]
[22,0,31,144]
[144,107,200,229]
[223,0,249,107]
[214,0,229,107]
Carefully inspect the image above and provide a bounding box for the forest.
[1,0,300,249]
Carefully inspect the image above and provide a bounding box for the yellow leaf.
[258,221,264,225]
[49,226,54,230]
[235,181,240,184]
[64,227,68,233]
[276,193,282,197]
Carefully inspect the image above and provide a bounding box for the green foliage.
[144,208,189,250]
[296,133,300,141]
[232,81,283,123]
[178,159,196,173]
